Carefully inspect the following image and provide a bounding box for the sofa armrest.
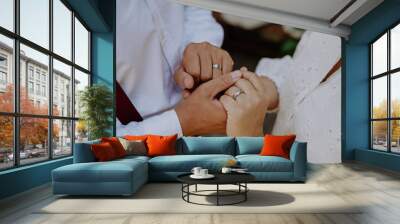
[73,141,99,163]
[289,141,307,181]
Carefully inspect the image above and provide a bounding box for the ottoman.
[52,156,148,196]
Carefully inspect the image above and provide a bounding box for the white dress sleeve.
[255,55,293,112]
[116,109,183,137]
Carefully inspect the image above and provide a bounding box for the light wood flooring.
[1,162,400,224]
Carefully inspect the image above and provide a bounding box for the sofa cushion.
[149,154,235,172]
[91,142,118,161]
[53,158,147,183]
[147,134,177,157]
[236,155,293,172]
[101,137,127,158]
[124,135,149,141]
[118,138,147,156]
[236,137,264,155]
[177,137,235,155]
[260,134,296,159]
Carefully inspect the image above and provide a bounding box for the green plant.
[79,84,113,140]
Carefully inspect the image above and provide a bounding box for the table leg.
[217,184,219,206]
[195,184,197,192]
[181,184,183,199]
[245,183,247,201]
[187,184,190,202]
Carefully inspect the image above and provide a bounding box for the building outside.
[0,40,83,167]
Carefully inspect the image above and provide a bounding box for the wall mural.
[116,1,341,163]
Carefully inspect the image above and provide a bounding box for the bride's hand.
[220,68,278,136]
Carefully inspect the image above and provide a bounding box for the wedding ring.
[212,63,222,70]
[233,89,244,100]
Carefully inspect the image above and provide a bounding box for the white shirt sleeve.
[181,6,224,49]
[116,109,183,137]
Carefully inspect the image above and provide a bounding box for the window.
[0,0,14,32]
[0,0,91,170]
[35,83,40,95]
[28,67,34,80]
[75,18,90,70]
[42,85,46,97]
[28,81,33,94]
[0,55,7,67]
[0,71,6,85]
[371,23,400,154]
[53,59,71,117]
[0,54,8,87]
[53,0,72,60]
[35,70,40,81]
[20,0,49,49]
[0,35,13,113]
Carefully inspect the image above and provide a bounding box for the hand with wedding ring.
[174,42,234,98]
[220,67,279,136]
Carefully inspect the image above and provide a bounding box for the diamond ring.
[212,63,222,70]
[233,89,244,100]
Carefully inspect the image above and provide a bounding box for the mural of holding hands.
[117,0,279,137]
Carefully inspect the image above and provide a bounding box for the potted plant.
[79,84,113,140]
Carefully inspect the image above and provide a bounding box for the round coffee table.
[177,173,255,206]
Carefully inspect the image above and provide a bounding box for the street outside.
[0,146,71,170]
[373,142,400,153]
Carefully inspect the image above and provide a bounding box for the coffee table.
[177,173,255,206]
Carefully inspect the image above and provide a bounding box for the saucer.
[190,174,215,179]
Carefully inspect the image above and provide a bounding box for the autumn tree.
[372,100,388,140]
[372,99,400,143]
[0,85,14,150]
[0,84,59,152]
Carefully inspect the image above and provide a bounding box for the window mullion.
[71,11,76,155]
[13,0,20,167]
[49,0,54,160]
[388,30,391,153]
[370,45,373,149]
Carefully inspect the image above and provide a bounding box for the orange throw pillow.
[101,137,127,158]
[260,134,296,159]
[91,142,117,161]
[146,134,177,157]
[124,135,149,142]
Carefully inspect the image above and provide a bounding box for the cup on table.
[191,167,202,176]
[199,169,208,176]
[221,167,232,174]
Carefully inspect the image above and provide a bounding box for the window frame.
[370,21,400,154]
[0,0,91,171]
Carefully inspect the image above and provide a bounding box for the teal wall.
[91,33,115,136]
[343,0,400,170]
[91,0,115,134]
[0,0,115,200]
[0,158,72,199]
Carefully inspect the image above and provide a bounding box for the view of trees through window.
[0,0,91,170]
[371,23,400,153]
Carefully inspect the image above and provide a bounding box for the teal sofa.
[52,137,307,196]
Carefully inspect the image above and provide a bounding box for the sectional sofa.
[52,137,307,196]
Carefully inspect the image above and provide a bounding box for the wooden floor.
[1,162,400,224]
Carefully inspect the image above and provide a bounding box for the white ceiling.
[226,0,352,21]
[174,0,384,38]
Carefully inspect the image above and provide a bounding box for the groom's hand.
[175,42,234,96]
[175,71,241,136]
